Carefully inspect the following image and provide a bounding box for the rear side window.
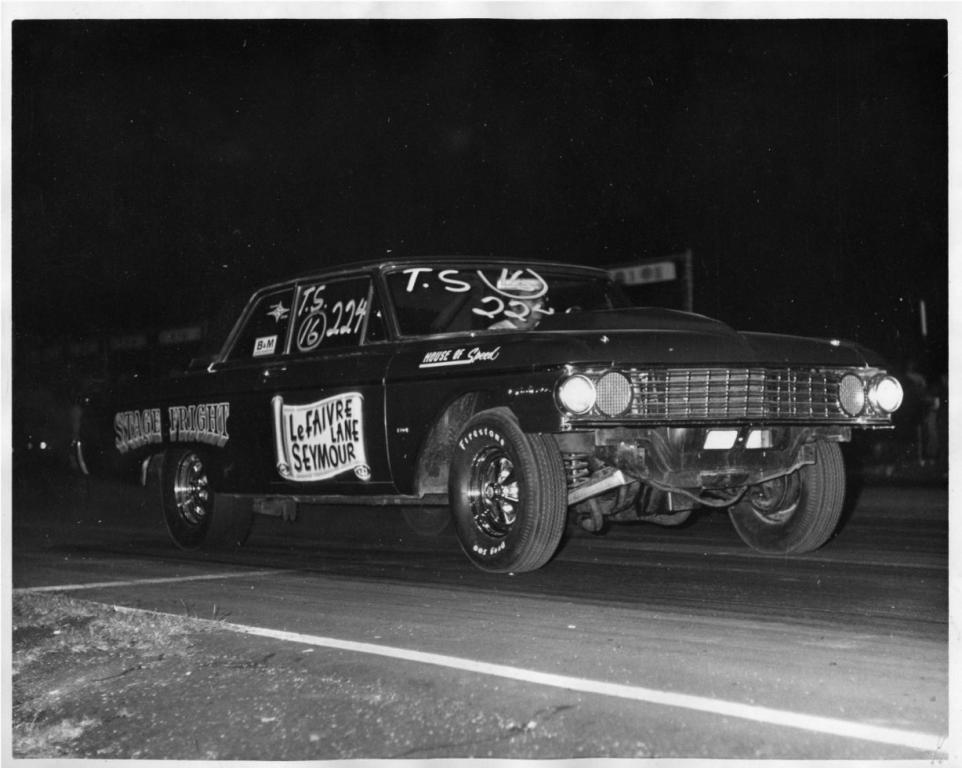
[289,276,374,356]
[226,287,295,361]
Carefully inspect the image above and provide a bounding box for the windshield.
[385,265,629,336]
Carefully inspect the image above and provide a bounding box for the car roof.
[257,256,612,294]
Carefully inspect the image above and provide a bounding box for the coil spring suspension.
[562,453,591,488]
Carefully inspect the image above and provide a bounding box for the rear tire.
[729,441,845,554]
[162,448,251,550]
[449,408,566,573]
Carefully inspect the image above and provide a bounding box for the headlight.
[838,374,866,416]
[596,371,633,416]
[557,374,596,415]
[868,375,904,414]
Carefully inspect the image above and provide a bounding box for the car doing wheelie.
[80,258,903,572]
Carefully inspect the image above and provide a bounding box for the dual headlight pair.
[838,373,904,417]
[556,371,630,416]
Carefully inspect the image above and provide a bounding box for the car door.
[209,272,396,495]
[267,273,395,494]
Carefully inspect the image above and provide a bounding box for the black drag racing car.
[85,258,904,572]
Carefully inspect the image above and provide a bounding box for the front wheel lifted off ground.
[161,448,252,550]
[729,440,845,554]
[449,408,567,573]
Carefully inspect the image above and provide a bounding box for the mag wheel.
[162,448,251,550]
[449,408,566,573]
[729,440,846,554]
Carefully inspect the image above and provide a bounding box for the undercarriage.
[557,425,851,533]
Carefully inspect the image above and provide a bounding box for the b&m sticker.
[253,335,277,357]
[271,393,370,482]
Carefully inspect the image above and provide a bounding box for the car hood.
[540,307,735,335]
[518,307,881,367]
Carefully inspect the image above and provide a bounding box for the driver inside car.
[489,297,549,331]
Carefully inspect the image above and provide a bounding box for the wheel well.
[413,392,483,496]
[143,452,165,487]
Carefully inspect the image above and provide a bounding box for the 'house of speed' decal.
[419,345,501,369]
[271,393,370,482]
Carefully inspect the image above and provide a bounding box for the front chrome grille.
[592,367,844,422]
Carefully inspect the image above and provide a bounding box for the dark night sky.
[11,18,948,370]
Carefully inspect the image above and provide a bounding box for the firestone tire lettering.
[457,426,506,451]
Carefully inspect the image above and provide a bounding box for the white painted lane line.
[13,569,284,594]
[562,544,947,572]
[109,604,947,756]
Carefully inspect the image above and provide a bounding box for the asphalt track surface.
[11,468,950,760]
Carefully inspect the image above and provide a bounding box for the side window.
[226,287,294,362]
[290,276,373,356]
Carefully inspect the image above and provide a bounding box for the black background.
[12,18,948,374]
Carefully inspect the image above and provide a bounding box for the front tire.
[729,440,845,554]
[162,448,251,550]
[449,408,566,573]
